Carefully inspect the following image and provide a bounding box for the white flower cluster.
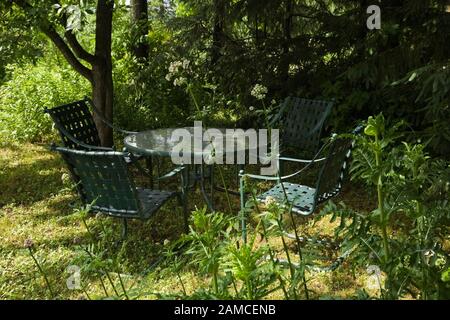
[264,196,277,206]
[168,61,182,74]
[173,77,187,87]
[166,59,191,87]
[288,64,299,76]
[250,84,268,100]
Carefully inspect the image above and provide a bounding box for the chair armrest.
[277,136,333,165]
[151,163,187,194]
[239,157,318,181]
[278,156,326,163]
[254,152,324,165]
[156,166,185,181]
[239,172,281,181]
[240,163,313,181]
[240,137,333,182]
[129,153,185,181]
[50,121,113,151]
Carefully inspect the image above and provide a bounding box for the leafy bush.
[111,11,192,132]
[155,194,329,300]
[320,114,450,299]
[159,207,283,299]
[0,52,90,142]
[113,54,190,132]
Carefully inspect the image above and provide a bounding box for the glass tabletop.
[124,127,262,159]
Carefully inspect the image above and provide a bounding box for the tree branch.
[54,0,96,64]
[11,0,93,82]
[43,26,93,82]
[64,31,96,64]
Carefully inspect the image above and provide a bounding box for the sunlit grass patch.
[1,141,431,300]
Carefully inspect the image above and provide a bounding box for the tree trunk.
[92,0,114,147]
[279,0,293,93]
[131,0,149,61]
[211,0,225,64]
[92,63,114,148]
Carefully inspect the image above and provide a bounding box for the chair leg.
[156,157,161,189]
[146,156,154,189]
[279,159,285,177]
[199,164,214,211]
[239,176,247,243]
[183,195,189,234]
[209,165,214,209]
[121,218,128,239]
[177,193,189,234]
[182,168,190,233]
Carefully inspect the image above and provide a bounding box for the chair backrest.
[45,99,102,149]
[279,97,333,156]
[53,146,142,218]
[314,136,354,204]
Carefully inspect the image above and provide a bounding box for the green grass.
[0,142,378,300]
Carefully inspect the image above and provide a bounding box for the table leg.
[200,163,214,211]
[145,156,154,189]
[209,165,214,208]
[212,164,244,196]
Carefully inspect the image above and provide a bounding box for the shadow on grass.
[0,153,66,207]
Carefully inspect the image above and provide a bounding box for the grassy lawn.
[1,142,385,299]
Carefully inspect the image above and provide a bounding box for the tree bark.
[92,0,114,147]
[211,0,225,64]
[279,0,293,91]
[131,0,149,61]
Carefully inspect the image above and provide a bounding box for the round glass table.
[124,127,259,210]
[124,127,256,158]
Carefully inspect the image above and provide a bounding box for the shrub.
[0,52,90,142]
[320,114,450,299]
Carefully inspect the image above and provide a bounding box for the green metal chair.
[44,97,162,186]
[51,145,188,238]
[44,97,134,152]
[239,129,360,240]
[271,97,333,158]
[213,97,333,198]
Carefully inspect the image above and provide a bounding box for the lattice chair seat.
[239,126,363,269]
[43,98,168,186]
[51,146,187,237]
[137,188,176,219]
[240,130,360,226]
[45,99,104,150]
[257,182,316,215]
[44,97,139,152]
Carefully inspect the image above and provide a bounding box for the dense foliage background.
[0,0,449,300]
[1,0,449,153]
